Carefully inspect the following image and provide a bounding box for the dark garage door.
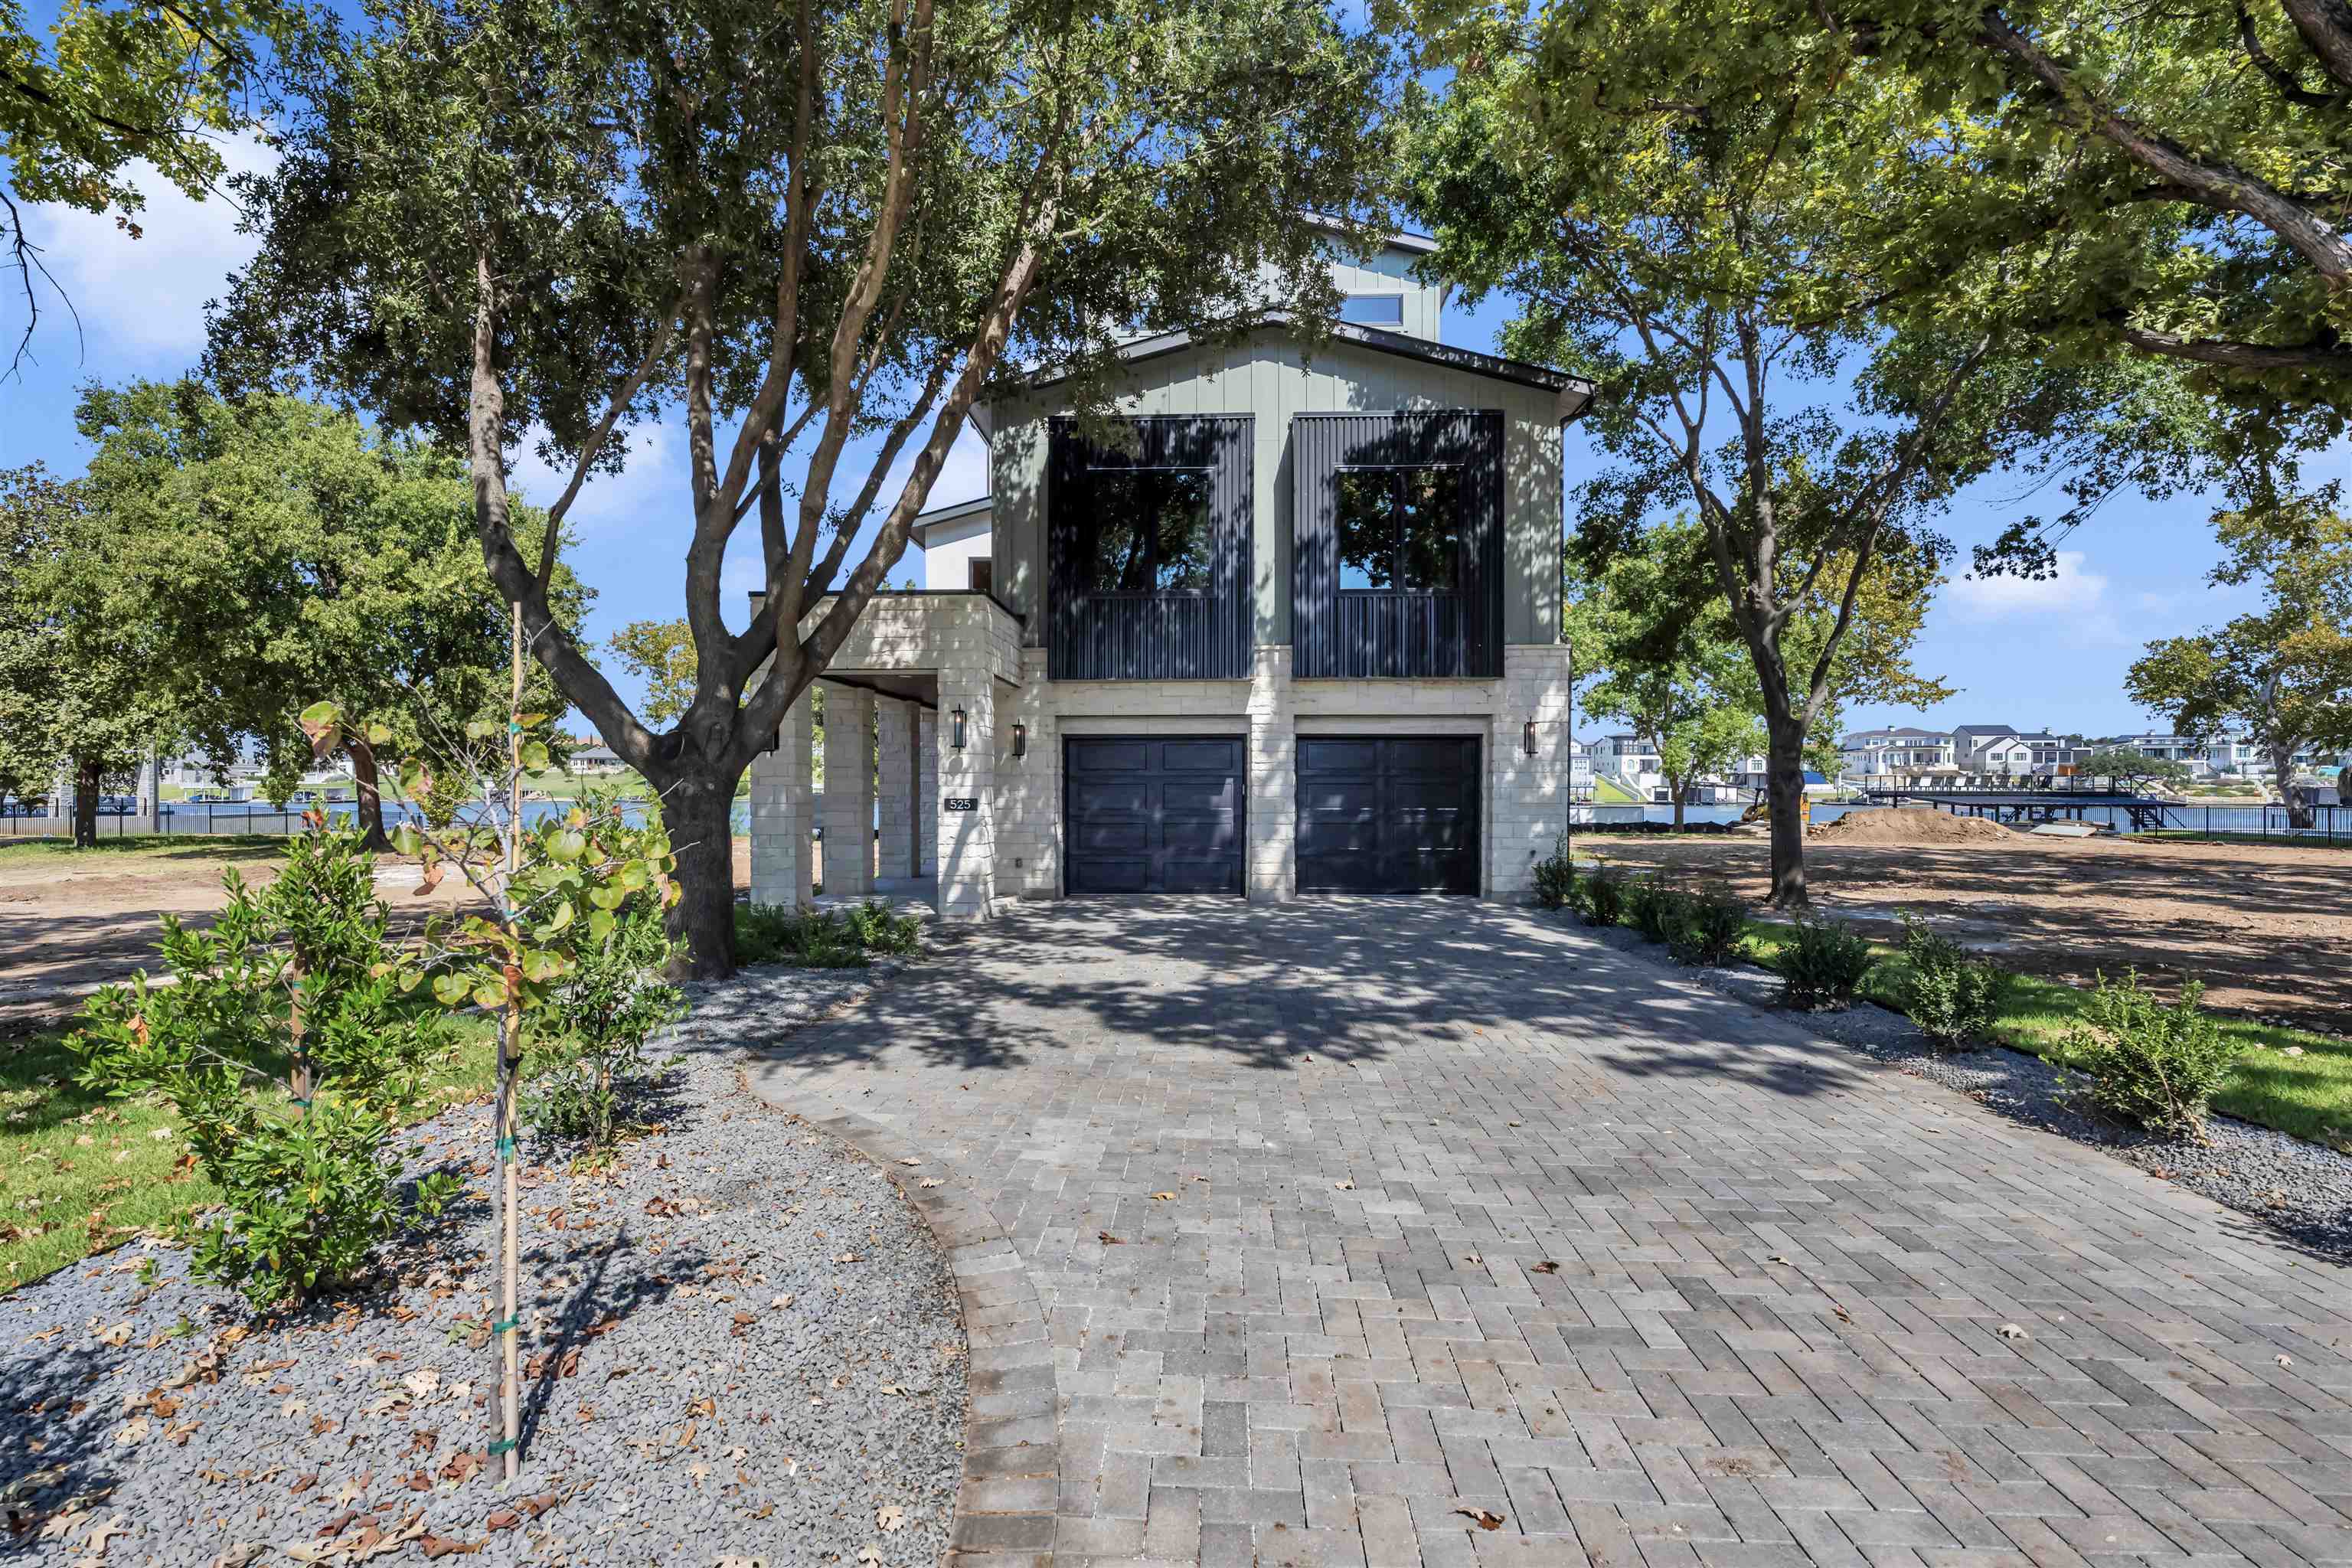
[1064,737,1246,894]
[1296,736,1480,893]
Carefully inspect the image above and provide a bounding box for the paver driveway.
[740,899,2352,1568]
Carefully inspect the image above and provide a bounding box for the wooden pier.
[1860,787,2184,833]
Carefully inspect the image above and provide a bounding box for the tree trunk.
[1765,717,1809,906]
[662,768,740,979]
[2270,737,2313,828]
[72,756,101,848]
[1671,776,1687,829]
[347,738,394,852]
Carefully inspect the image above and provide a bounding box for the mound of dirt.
[1809,806,2021,845]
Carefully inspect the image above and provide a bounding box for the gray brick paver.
[741,902,2352,1566]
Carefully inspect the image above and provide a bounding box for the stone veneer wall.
[1486,642,1574,899]
[746,689,813,906]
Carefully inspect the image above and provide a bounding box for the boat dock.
[1862,787,2184,832]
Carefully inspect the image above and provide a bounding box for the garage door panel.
[1064,735,1245,896]
[1295,735,1479,894]
[1297,738,1379,773]
[1068,739,1154,773]
[1160,739,1243,772]
[1067,779,1151,816]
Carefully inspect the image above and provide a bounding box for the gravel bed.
[0,958,967,1566]
[1558,914,2352,1262]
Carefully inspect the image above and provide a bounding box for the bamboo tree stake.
[495,600,524,1482]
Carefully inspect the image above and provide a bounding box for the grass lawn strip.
[0,1021,500,1289]
[1734,916,2352,1152]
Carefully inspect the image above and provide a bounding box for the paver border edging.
[736,1070,1058,1568]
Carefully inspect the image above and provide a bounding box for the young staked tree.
[207,0,1392,975]
[63,383,587,848]
[0,464,180,844]
[2126,495,2352,826]
[1401,5,2124,903]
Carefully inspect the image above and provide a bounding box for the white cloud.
[21,132,278,364]
[1947,550,2116,629]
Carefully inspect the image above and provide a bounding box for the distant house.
[568,740,626,776]
[1837,726,1954,781]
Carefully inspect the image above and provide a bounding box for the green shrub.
[844,899,923,956]
[1623,876,1688,944]
[72,831,462,1310]
[529,796,688,1147]
[1530,835,1576,910]
[1581,867,1628,926]
[1900,912,2008,1050]
[1671,887,1749,966]
[2061,970,2243,1138]
[1778,914,1874,1009]
[736,899,926,968]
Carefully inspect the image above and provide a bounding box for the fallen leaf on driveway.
[94,1323,132,1348]
[1097,1232,1122,1245]
[1998,1323,2028,1341]
[877,1504,905,1533]
[770,1295,795,1309]
[1334,1181,1354,1191]
[1455,1507,1505,1530]
[897,1158,921,1167]
[1531,1260,1560,1275]
[918,1178,942,1188]
[1149,1191,1176,1201]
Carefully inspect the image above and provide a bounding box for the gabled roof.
[1010,315,1596,416]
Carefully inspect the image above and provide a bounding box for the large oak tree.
[209,0,1391,974]
[1401,0,2183,902]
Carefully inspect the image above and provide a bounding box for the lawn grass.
[1724,916,2352,1150]
[0,1015,501,1290]
[0,835,290,871]
[1590,776,1643,805]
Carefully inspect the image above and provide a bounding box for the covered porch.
[746,590,1022,923]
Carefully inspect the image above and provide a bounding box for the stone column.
[748,688,814,906]
[916,710,938,877]
[1488,643,1574,900]
[991,645,1057,898]
[820,685,876,896]
[1245,644,1295,903]
[935,671,995,921]
[874,698,916,881]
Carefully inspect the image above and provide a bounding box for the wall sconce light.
[1011,721,1027,759]
[950,706,968,750]
[1523,720,1538,756]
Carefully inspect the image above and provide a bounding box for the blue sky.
[0,130,2313,740]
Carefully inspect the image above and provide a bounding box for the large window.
[1083,469,1211,593]
[1334,466,1463,591]
[1339,293,1405,325]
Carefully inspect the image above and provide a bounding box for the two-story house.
[743,231,1592,920]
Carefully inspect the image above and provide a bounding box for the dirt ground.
[1579,828,2352,1033]
[0,837,757,1029]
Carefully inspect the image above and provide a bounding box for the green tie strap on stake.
[492,1315,521,1334]
[289,1097,310,1108]
[488,1436,518,1455]
[495,1136,518,1160]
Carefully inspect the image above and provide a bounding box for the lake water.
[1579,800,2344,841]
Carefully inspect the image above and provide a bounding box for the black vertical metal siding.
[1292,410,1504,679]
[1048,416,1253,681]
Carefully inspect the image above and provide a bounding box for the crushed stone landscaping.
[0,958,966,1567]
[1566,916,2352,1262]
